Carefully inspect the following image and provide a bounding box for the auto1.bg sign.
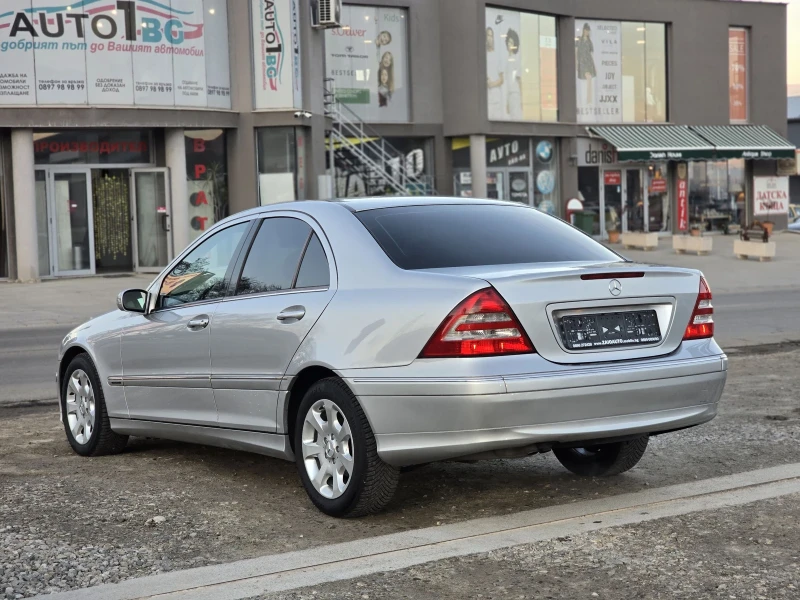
[0,0,231,108]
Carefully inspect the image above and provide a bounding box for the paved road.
[2,287,800,406]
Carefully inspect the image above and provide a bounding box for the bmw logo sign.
[536,140,553,163]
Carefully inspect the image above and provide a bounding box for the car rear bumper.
[344,354,727,467]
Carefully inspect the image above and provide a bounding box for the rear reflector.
[419,288,535,358]
[684,277,714,340]
[581,272,645,280]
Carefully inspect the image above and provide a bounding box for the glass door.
[625,169,646,232]
[47,169,95,276]
[131,168,172,272]
[601,169,622,240]
[508,169,533,205]
[486,170,505,200]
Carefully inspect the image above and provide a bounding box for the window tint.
[160,222,249,308]
[295,234,330,289]
[355,205,622,270]
[237,218,311,296]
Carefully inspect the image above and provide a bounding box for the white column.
[12,129,38,282]
[469,134,488,199]
[165,129,189,255]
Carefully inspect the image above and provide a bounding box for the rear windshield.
[355,204,621,270]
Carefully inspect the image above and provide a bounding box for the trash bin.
[573,211,595,235]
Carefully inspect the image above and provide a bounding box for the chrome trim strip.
[211,375,283,391]
[109,418,293,461]
[116,375,211,389]
[221,287,328,303]
[107,376,124,387]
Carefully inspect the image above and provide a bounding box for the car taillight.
[419,288,535,358]
[684,277,714,340]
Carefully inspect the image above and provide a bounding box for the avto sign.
[0,0,231,108]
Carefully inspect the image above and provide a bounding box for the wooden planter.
[608,230,621,244]
[734,239,776,262]
[621,231,659,251]
[673,235,713,256]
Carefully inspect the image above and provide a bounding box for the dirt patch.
[259,495,800,600]
[1,349,799,597]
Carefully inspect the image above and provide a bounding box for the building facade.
[0,0,792,281]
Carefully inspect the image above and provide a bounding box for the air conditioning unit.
[311,0,342,29]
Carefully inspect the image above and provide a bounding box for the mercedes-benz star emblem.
[609,280,622,296]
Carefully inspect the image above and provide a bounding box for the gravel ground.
[260,494,800,600]
[1,345,799,598]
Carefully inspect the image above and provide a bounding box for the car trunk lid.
[423,261,701,365]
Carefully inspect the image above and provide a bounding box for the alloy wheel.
[65,369,96,445]
[301,398,355,499]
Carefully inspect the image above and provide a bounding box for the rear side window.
[237,218,311,296]
[355,205,621,270]
[295,234,330,289]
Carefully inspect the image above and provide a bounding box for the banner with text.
[252,0,302,110]
[576,20,621,123]
[0,0,231,108]
[753,176,789,216]
[325,5,409,123]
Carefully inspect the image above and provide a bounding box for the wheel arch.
[58,345,91,399]
[285,365,357,452]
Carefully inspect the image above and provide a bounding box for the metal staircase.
[324,80,436,198]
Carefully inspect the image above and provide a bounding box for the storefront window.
[485,7,558,122]
[325,6,410,123]
[576,20,667,124]
[729,28,748,123]
[452,137,559,214]
[257,127,298,205]
[185,130,229,243]
[688,160,745,231]
[646,163,670,232]
[331,137,434,197]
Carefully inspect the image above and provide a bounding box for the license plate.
[560,310,661,350]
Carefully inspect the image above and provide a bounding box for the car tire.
[61,354,129,457]
[553,436,649,477]
[294,377,399,518]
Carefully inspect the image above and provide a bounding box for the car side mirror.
[117,289,148,314]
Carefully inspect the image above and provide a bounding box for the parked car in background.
[57,198,727,517]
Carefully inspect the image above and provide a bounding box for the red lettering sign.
[604,171,621,186]
[678,179,689,232]
[194,164,207,179]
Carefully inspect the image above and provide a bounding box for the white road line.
[34,463,800,600]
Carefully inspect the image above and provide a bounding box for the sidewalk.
[0,233,798,332]
[0,273,154,332]
[612,231,800,294]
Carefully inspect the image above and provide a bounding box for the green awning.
[690,125,796,159]
[588,125,716,162]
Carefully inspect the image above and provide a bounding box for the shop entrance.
[597,165,670,239]
[35,167,172,277]
[600,167,646,239]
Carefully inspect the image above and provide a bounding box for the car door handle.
[277,307,306,322]
[187,315,210,331]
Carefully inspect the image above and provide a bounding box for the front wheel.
[553,436,649,477]
[61,354,128,457]
[294,378,399,517]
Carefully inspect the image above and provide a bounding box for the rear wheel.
[61,354,128,457]
[294,378,399,517]
[553,436,649,477]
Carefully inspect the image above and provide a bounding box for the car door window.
[295,233,330,289]
[236,218,312,296]
[159,222,249,309]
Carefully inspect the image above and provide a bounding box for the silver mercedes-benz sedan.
[57,198,727,517]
